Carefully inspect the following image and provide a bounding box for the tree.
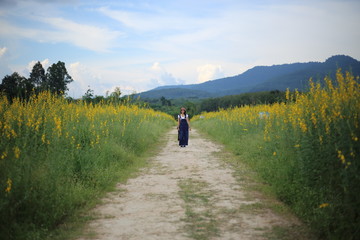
[110,87,121,99]
[184,101,196,116]
[160,96,171,106]
[29,61,46,89]
[93,95,105,104]
[106,87,122,104]
[0,72,33,101]
[82,86,94,103]
[45,61,73,95]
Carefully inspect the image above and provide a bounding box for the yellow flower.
[294,144,301,148]
[1,151,7,160]
[337,150,346,164]
[299,120,307,132]
[5,178,12,193]
[13,147,20,159]
[273,151,277,156]
[285,88,290,101]
[319,136,323,144]
[53,116,62,136]
[319,203,329,208]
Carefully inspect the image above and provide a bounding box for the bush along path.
[191,70,360,239]
[77,128,314,240]
[0,92,174,240]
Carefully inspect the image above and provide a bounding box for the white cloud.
[104,85,138,97]
[0,46,12,77]
[197,64,224,83]
[98,7,148,31]
[97,6,193,32]
[68,62,101,98]
[26,59,50,73]
[67,62,140,98]
[0,47,7,57]
[0,18,122,52]
[149,62,184,86]
[150,62,163,73]
[109,0,360,72]
[2,0,360,95]
[40,17,122,52]
[0,0,76,6]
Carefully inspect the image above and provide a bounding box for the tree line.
[81,86,129,105]
[137,90,286,120]
[198,90,286,112]
[0,61,125,104]
[1,61,287,114]
[0,61,73,102]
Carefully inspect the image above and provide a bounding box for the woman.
[177,107,191,147]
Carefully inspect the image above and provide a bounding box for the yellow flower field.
[0,92,174,239]
[193,69,360,239]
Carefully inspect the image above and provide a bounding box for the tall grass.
[0,92,174,239]
[193,69,360,239]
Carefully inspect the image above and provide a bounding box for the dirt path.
[77,128,307,240]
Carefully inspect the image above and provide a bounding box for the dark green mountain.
[136,87,211,99]
[137,55,360,99]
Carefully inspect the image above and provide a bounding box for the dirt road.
[77,128,307,240]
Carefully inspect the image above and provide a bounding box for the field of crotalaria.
[193,69,360,239]
[0,92,174,239]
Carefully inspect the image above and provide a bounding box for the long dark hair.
[180,107,187,116]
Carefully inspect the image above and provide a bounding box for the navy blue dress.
[178,114,189,146]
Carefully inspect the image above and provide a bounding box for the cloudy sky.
[0,0,359,98]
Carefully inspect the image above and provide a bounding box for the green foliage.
[199,90,286,112]
[0,92,174,239]
[137,87,211,99]
[82,86,94,102]
[45,61,73,95]
[178,179,219,239]
[140,96,201,120]
[192,70,360,239]
[81,86,139,106]
[0,61,73,102]
[0,72,33,102]
[29,61,46,88]
[160,96,171,106]
[140,91,285,120]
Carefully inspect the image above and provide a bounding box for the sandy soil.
[77,128,304,240]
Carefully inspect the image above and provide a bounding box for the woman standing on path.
[177,107,191,147]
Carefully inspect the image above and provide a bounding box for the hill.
[137,55,360,99]
[134,87,211,99]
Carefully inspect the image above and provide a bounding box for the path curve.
[77,128,303,240]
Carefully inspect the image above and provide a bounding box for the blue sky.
[0,0,359,98]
